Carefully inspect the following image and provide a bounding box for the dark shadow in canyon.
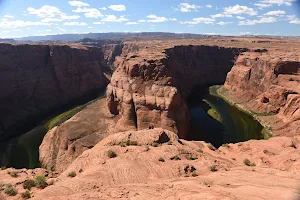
[186,85,263,148]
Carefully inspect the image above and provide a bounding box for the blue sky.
[0,0,300,38]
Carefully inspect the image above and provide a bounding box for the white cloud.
[101,15,128,22]
[88,26,92,28]
[181,17,215,25]
[3,15,14,19]
[240,32,252,35]
[27,5,62,18]
[72,7,103,18]
[99,7,107,10]
[64,22,87,26]
[125,22,139,25]
[138,20,146,22]
[236,16,245,20]
[211,13,232,18]
[264,10,286,16]
[239,17,277,25]
[224,5,257,16]
[206,5,212,8]
[108,5,126,11]
[258,0,296,6]
[217,21,233,25]
[146,15,168,23]
[178,3,201,12]
[68,1,89,7]
[288,15,300,24]
[0,20,52,28]
[254,3,272,10]
[290,19,300,24]
[170,18,177,21]
[41,18,63,22]
[93,21,104,24]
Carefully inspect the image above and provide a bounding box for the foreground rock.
[20,129,299,200]
[0,43,110,140]
[223,50,300,137]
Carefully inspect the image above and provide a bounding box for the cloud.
[290,19,300,24]
[258,0,296,6]
[0,20,52,28]
[138,20,146,22]
[288,15,300,24]
[63,22,87,26]
[254,3,272,10]
[206,5,212,8]
[93,21,104,24]
[217,21,233,25]
[170,18,177,21]
[239,17,277,25]
[181,17,215,25]
[72,7,103,18]
[146,15,168,23]
[108,5,126,11]
[101,15,128,22]
[3,15,14,19]
[211,13,232,18]
[68,0,89,7]
[236,16,245,20]
[264,10,286,16]
[178,3,201,12]
[224,5,257,16]
[27,5,62,18]
[99,7,107,10]
[125,22,139,25]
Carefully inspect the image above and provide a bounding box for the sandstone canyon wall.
[224,52,300,136]
[107,45,245,138]
[0,43,110,140]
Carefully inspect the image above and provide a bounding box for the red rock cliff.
[0,43,109,140]
[107,45,244,138]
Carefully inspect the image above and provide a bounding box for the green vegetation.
[187,155,198,160]
[261,127,273,140]
[191,171,198,177]
[0,182,5,191]
[34,174,47,189]
[197,149,203,153]
[1,166,7,170]
[170,155,181,160]
[107,150,117,158]
[209,165,218,172]
[21,190,31,199]
[120,142,126,147]
[4,184,17,196]
[167,141,172,145]
[8,170,19,178]
[222,143,230,148]
[207,143,216,151]
[243,159,251,166]
[126,141,138,146]
[68,171,77,178]
[23,179,36,190]
[158,157,165,162]
[152,142,159,147]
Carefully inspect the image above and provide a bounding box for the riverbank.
[210,85,273,139]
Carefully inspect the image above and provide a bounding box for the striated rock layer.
[0,43,110,140]
[107,45,244,138]
[223,51,300,136]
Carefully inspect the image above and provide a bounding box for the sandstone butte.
[0,37,300,200]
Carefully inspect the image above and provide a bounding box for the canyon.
[0,37,300,199]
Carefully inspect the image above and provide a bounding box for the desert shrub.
[21,190,31,199]
[107,150,117,158]
[187,155,198,160]
[243,159,251,166]
[232,158,236,161]
[191,171,198,177]
[197,149,203,153]
[4,184,17,196]
[68,171,77,178]
[207,143,216,151]
[209,165,218,172]
[23,179,36,190]
[8,170,19,178]
[126,141,138,146]
[158,157,165,162]
[250,163,256,167]
[152,142,159,147]
[167,141,172,145]
[145,145,150,151]
[222,144,229,148]
[170,155,181,160]
[1,166,7,170]
[0,182,4,191]
[34,174,47,189]
[120,142,126,147]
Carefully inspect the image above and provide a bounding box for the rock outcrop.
[0,43,110,140]
[223,51,300,136]
[107,45,244,138]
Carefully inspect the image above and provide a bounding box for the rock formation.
[0,43,110,140]
[107,45,245,138]
[223,51,300,136]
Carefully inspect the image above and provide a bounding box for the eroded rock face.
[224,52,300,136]
[0,43,109,140]
[107,45,243,138]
